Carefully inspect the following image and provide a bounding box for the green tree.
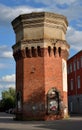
[1,88,16,111]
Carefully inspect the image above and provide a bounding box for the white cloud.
[62,5,82,22]
[0,2,82,52]
[0,1,82,26]
[1,51,13,58]
[0,45,7,50]
[0,83,15,89]
[66,27,82,51]
[5,84,15,89]
[0,45,13,58]
[29,0,82,23]
[0,4,43,25]
[0,74,15,83]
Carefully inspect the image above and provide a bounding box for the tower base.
[15,112,65,121]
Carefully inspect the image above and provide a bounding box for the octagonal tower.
[12,12,70,120]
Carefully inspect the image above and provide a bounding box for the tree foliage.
[0,88,16,111]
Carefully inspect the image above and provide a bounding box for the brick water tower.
[12,12,70,120]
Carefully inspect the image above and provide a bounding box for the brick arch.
[46,88,60,114]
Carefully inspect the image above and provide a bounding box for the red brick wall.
[16,59,23,92]
[23,57,45,100]
[68,51,82,96]
[15,48,68,120]
[44,55,63,95]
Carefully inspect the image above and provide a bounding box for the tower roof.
[12,12,68,43]
[12,11,68,27]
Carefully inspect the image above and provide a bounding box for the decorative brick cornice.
[13,38,69,45]
[13,45,69,61]
[12,38,70,52]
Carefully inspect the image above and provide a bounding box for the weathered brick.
[12,12,70,120]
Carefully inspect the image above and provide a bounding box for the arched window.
[26,47,29,57]
[37,46,41,56]
[26,47,32,57]
[47,88,60,114]
[58,47,61,57]
[48,46,51,56]
[16,91,21,111]
[53,47,56,56]
[31,47,34,56]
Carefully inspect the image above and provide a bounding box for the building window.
[77,76,80,89]
[74,61,76,71]
[77,59,80,70]
[70,79,73,90]
[81,56,82,68]
[70,63,72,73]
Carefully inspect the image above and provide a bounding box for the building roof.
[68,50,82,62]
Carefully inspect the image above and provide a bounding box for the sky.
[0,0,82,99]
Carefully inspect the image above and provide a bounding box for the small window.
[77,76,80,89]
[48,46,51,56]
[77,59,80,70]
[58,47,61,57]
[31,47,35,57]
[74,60,76,71]
[53,47,56,56]
[70,79,73,90]
[81,56,82,68]
[26,47,29,57]
[70,63,72,73]
[37,46,41,56]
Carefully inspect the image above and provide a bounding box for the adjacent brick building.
[12,12,70,120]
[67,50,82,114]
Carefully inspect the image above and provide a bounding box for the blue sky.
[0,0,82,98]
